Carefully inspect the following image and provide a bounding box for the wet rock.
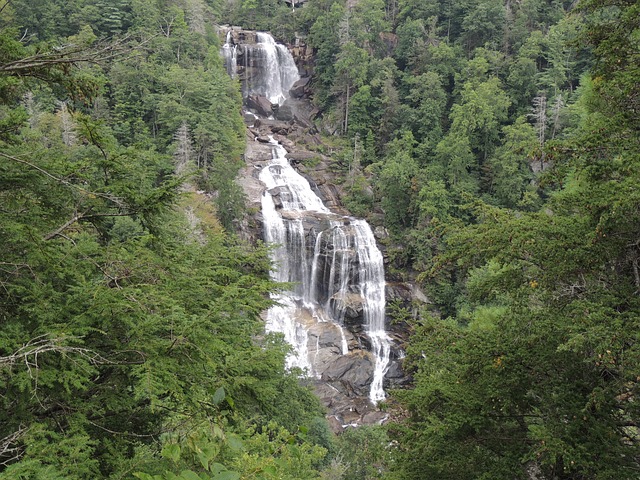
[244,112,258,124]
[289,76,311,98]
[274,104,295,122]
[330,292,364,319]
[269,184,296,210]
[385,361,412,388]
[321,353,373,397]
[273,134,295,150]
[247,94,274,117]
[362,410,388,425]
[256,135,271,143]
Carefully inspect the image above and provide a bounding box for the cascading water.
[222,31,299,105]
[260,139,391,403]
[221,31,237,78]
[224,30,392,405]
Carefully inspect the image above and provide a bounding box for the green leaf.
[179,470,202,480]
[161,443,181,463]
[212,425,224,439]
[196,443,219,472]
[226,434,244,452]
[210,463,227,475]
[212,387,225,406]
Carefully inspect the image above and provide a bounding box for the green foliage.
[387,0,640,476]
[0,3,332,478]
[336,426,390,479]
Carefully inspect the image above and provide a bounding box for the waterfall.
[222,31,299,106]
[353,221,390,403]
[252,32,300,105]
[226,31,392,405]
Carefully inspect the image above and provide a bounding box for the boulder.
[321,353,373,397]
[289,76,311,98]
[330,292,364,320]
[273,134,295,150]
[243,112,258,124]
[285,150,319,164]
[274,104,295,122]
[247,94,274,117]
[361,411,388,425]
[267,185,290,210]
[374,225,388,240]
[327,415,344,434]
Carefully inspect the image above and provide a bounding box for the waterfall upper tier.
[221,29,300,106]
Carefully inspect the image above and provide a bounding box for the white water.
[252,33,300,105]
[221,31,237,78]
[259,137,391,403]
[353,221,391,403]
[222,32,299,105]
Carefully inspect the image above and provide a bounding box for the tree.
[333,42,370,135]
[485,116,538,208]
[449,76,511,162]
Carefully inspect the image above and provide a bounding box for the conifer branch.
[0,151,126,209]
[0,34,140,76]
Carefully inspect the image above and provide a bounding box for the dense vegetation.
[0,1,337,478]
[1,0,639,478]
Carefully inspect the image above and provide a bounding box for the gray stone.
[274,104,295,122]
[327,415,344,434]
[286,150,320,164]
[247,94,274,117]
[330,292,364,319]
[361,411,388,425]
[289,76,311,98]
[374,225,388,240]
[321,353,373,396]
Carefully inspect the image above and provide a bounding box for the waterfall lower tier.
[260,138,391,404]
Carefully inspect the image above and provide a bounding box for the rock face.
[289,76,311,98]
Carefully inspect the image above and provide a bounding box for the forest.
[0,0,638,478]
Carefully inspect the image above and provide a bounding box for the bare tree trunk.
[344,83,350,135]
